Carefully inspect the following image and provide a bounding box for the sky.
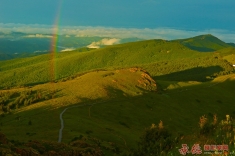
[0,0,235,42]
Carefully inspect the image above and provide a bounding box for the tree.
[133,121,179,156]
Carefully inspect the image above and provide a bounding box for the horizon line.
[0,23,235,43]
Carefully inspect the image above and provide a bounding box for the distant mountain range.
[0,32,142,60]
[176,34,234,52]
[0,33,234,61]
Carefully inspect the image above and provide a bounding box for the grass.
[0,70,234,154]
[0,38,234,89]
[142,56,234,81]
[176,34,232,52]
[0,35,235,154]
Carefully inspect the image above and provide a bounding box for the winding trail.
[58,99,129,147]
[58,101,108,143]
[58,104,89,143]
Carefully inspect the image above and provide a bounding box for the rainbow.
[50,0,63,82]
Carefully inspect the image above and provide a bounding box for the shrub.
[133,121,178,156]
[199,115,217,136]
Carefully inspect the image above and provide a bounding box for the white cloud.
[87,43,100,49]
[61,48,75,52]
[87,38,120,48]
[101,38,120,45]
[0,23,53,34]
[24,34,53,38]
[0,23,235,43]
[34,50,48,53]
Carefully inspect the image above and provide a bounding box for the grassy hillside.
[70,47,96,52]
[0,47,94,61]
[0,68,157,151]
[142,55,234,82]
[0,32,142,61]
[0,38,234,89]
[176,34,232,52]
[0,70,234,154]
[0,35,235,154]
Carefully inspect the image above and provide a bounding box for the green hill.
[0,71,234,155]
[176,34,232,52]
[0,32,143,61]
[0,37,234,89]
[0,34,235,155]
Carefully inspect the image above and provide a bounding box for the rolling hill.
[176,34,233,52]
[0,70,234,155]
[1,36,234,89]
[0,34,235,155]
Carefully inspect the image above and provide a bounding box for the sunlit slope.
[0,68,157,141]
[0,38,234,88]
[215,47,235,64]
[0,68,156,113]
[176,34,232,52]
[0,72,234,151]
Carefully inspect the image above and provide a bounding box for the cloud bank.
[24,34,53,38]
[61,48,75,52]
[0,23,235,43]
[87,38,120,48]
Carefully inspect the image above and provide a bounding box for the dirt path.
[58,100,108,143]
[58,99,128,147]
[58,104,88,142]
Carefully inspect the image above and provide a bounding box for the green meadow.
[0,35,234,88]
[0,34,235,155]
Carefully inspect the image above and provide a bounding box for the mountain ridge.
[175,34,232,52]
